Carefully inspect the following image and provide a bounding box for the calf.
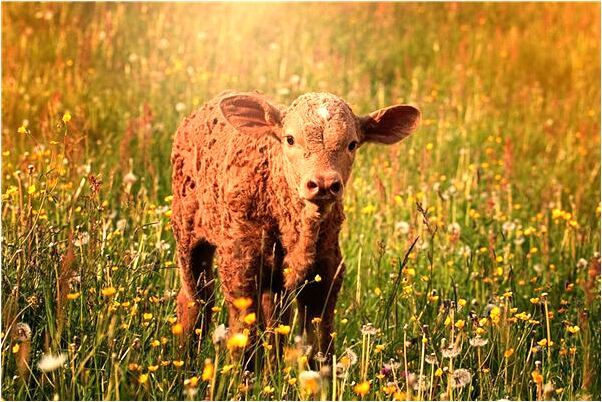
[170,91,420,357]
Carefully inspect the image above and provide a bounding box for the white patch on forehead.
[317,105,330,121]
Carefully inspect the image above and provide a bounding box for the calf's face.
[220,92,420,207]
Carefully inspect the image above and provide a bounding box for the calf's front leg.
[296,251,345,360]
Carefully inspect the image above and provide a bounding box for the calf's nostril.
[330,181,342,194]
[307,180,319,190]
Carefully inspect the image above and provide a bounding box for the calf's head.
[220,92,420,207]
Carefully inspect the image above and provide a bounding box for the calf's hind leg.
[176,239,216,337]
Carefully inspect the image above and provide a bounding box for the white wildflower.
[123,172,137,186]
[212,324,227,345]
[395,221,410,235]
[502,221,516,233]
[175,102,186,113]
[73,232,89,247]
[448,222,461,236]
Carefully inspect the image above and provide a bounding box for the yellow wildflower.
[275,324,291,335]
[202,360,214,381]
[353,381,370,396]
[62,112,72,123]
[227,333,249,349]
[138,373,148,384]
[101,287,116,297]
[172,360,184,368]
[383,384,396,395]
[221,364,234,374]
[233,297,253,311]
[243,312,256,325]
[67,292,80,300]
[171,323,183,336]
[184,376,199,387]
[489,306,501,324]
[567,325,580,334]
[361,204,376,214]
[504,348,514,358]
[531,370,543,384]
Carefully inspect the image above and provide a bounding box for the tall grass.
[2,2,600,400]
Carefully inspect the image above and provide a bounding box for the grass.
[1,2,600,400]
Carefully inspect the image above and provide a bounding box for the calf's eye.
[348,141,358,152]
[285,136,295,146]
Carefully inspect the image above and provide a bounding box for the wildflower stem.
[403,330,409,396]
[418,336,425,400]
[543,297,552,379]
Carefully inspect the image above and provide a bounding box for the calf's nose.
[304,171,344,200]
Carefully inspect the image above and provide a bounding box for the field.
[1,2,601,401]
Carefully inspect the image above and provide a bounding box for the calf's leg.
[296,257,345,361]
[176,239,216,337]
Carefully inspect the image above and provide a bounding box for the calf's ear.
[360,105,421,145]
[219,94,281,136]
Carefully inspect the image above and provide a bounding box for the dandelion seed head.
[361,323,377,336]
[425,353,438,365]
[38,353,67,372]
[396,221,410,234]
[13,322,32,342]
[441,343,461,359]
[299,370,321,395]
[469,336,488,347]
[451,368,472,389]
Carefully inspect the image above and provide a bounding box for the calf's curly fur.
[171,90,420,358]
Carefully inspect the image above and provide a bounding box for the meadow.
[1,2,600,400]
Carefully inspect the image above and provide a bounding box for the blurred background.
[3,2,600,206]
